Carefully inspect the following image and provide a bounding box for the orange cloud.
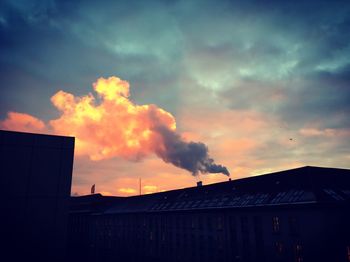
[1,76,229,177]
[100,191,113,196]
[50,76,176,161]
[0,112,46,133]
[143,185,158,194]
[118,188,137,195]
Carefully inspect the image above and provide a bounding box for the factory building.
[0,130,75,261]
[68,166,350,262]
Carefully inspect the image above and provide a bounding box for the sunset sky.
[1,0,350,196]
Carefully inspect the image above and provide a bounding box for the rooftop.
[70,166,350,215]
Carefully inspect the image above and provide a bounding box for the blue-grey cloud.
[1,0,350,182]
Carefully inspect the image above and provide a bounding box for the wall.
[83,205,349,262]
[0,130,74,261]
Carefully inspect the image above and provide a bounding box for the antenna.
[139,178,141,196]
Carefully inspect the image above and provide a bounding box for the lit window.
[294,243,303,262]
[272,216,280,233]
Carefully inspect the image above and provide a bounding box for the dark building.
[68,194,123,261]
[0,130,75,261]
[68,166,350,262]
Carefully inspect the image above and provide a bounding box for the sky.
[1,0,350,196]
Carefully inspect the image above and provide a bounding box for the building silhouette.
[68,166,350,262]
[0,130,74,261]
[1,129,349,261]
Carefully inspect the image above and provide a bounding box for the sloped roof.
[71,166,350,215]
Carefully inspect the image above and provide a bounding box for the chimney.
[197,181,202,187]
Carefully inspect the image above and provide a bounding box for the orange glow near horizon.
[1,76,307,197]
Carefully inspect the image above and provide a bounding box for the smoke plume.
[0,76,229,177]
[153,125,230,176]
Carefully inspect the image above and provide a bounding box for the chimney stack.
[197,181,202,187]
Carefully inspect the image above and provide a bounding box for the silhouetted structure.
[0,130,74,261]
[68,166,350,262]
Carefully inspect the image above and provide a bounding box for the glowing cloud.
[0,112,46,133]
[49,77,176,161]
[118,188,137,194]
[0,76,229,176]
[143,185,158,194]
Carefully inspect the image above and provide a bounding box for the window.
[191,217,196,229]
[271,192,287,204]
[289,217,299,236]
[198,216,203,229]
[229,216,237,239]
[241,216,250,261]
[272,216,280,233]
[207,216,213,230]
[241,217,248,234]
[275,241,284,254]
[347,246,350,262]
[294,243,303,262]
[254,216,264,258]
[324,189,344,200]
[217,216,223,230]
[255,193,269,205]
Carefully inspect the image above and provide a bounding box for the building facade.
[68,166,350,262]
[0,130,75,261]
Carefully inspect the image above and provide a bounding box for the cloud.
[48,76,176,161]
[299,127,350,138]
[1,0,350,195]
[143,185,158,194]
[1,76,229,177]
[0,112,45,132]
[118,188,137,195]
